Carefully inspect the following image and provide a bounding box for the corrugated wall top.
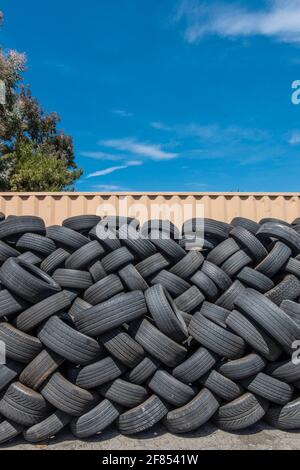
[0,192,299,226]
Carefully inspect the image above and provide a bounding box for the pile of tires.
[1,214,300,444]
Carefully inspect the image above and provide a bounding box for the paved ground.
[1,422,300,450]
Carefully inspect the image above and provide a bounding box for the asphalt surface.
[1,422,300,450]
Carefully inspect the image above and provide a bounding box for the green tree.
[0,11,82,191]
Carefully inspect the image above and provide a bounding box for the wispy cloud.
[150,122,172,131]
[80,151,122,161]
[150,120,268,143]
[174,0,300,44]
[91,185,127,191]
[288,130,300,144]
[86,160,142,178]
[99,137,178,160]
[111,109,133,118]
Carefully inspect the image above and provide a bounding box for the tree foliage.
[0,11,82,191]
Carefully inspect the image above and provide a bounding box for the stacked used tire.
[1,214,300,444]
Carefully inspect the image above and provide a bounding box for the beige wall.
[0,192,299,226]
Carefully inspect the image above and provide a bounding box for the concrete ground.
[1,422,300,450]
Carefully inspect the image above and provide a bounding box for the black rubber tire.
[231,217,260,234]
[225,310,282,361]
[0,419,23,444]
[101,247,134,273]
[151,270,191,297]
[89,260,107,282]
[0,240,20,263]
[235,288,300,354]
[169,251,204,279]
[129,318,187,368]
[41,372,97,416]
[265,398,300,430]
[0,289,28,319]
[135,253,170,279]
[201,261,232,292]
[182,218,232,240]
[236,267,274,292]
[200,370,244,401]
[172,347,217,384]
[89,224,121,252]
[126,357,159,385]
[145,284,188,342]
[242,372,293,405]
[199,301,230,328]
[265,274,300,306]
[189,313,246,359]
[0,382,49,426]
[281,300,300,327]
[118,224,157,259]
[0,216,45,240]
[266,359,300,383]
[19,349,64,390]
[174,286,204,313]
[16,233,56,256]
[40,248,70,275]
[285,257,300,278]
[141,219,179,239]
[100,327,145,368]
[70,399,119,438]
[0,322,42,364]
[190,270,218,301]
[118,394,168,435]
[164,388,219,434]
[215,280,246,311]
[23,411,71,443]
[256,223,300,254]
[220,250,252,278]
[83,274,124,305]
[73,356,125,389]
[65,241,104,270]
[46,225,90,251]
[218,354,267,381]
[230,226,268,261]
[213,392,268,431]
[52,268,93,290]
[148,370,195,406]
[149,233,186,262]
[73,291,147,337]
[206,238,240,266]
[17,251,42,266]
[0,258,61,303]
[15,290,71,332]
[38,316,103,365]
[99,379,148,407]
[255,241,291,278]
[62,215,101,232]
[118,264,149,292]
[0,360,23,392]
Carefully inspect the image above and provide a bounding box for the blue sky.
[2,0,300,191]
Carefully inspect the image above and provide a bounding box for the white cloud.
[80,151,122,161]
[174,0,300,44]
[288,130,300,144]
[150,121,172,131]
[92,185,126,191]
[86,161,143,178]
[99,137,178,160]
[111,109,133,117]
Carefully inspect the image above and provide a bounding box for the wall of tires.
[0,213,300,444]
